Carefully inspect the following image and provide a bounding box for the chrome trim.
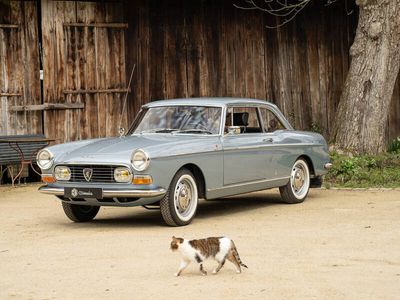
[207,176,290,192]
[223,143,316,151]
[324,163,333,170]
[131,149,150,171]
[38,186,166,198]
[37,149,54,170]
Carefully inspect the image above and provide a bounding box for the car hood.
[53,134,219,164]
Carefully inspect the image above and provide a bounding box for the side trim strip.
[207,176,290,192]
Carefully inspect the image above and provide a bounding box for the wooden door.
[41,0,127,143]
[0,1,42,136]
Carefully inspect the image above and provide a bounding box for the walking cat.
[170,236,248,276]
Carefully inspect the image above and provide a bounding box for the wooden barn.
[1,0,399,144]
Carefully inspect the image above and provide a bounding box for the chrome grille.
[68,165,117,183]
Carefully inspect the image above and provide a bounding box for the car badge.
[71,188,78,198]
[83,168,93,182]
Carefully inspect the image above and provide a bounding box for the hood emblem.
[83,168,93,182]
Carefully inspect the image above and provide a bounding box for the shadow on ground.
[60,191,289,228]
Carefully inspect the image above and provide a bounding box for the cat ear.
[172,236,176,239]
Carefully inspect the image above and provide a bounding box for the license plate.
[65,187,103,199]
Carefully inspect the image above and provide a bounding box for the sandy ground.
[0,184,399,300]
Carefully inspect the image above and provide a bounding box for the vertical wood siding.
[0,1,41,136]
[1,0,399,144]
[41,0,127,143]
[126,0,400,142]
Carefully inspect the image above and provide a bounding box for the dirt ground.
[0,184,399,300]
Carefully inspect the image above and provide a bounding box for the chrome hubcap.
[290,160,310,199]
[173,175,197,220]
[177,182,191,212]
[292,167,305,191]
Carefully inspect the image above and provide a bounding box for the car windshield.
[131,106,222,135]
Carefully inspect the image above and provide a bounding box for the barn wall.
[125,0,400,142]
[41,0,127,143]
[0,1,41,136]
[0,0,399,144]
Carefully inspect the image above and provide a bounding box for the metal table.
[0,137,55,186]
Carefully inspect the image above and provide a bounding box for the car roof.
[143,97,278,108]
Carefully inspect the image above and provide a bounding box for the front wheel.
[160,169,199,226]
[279,159,310,204]
[62,202,100,222]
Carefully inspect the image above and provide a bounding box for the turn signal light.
[42,175,56,183]
[133,175,153,185]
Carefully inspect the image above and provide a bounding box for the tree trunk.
[332,0,400,154]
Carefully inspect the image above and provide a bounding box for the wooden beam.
[63,23,128,29]
[0,93,22,97]
[9,103,85,112]
[0,24,19,29]
[63,88,130,94]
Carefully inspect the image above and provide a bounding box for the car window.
[225,107,262,134]
[132,106,222,135]
[259,107,286,132]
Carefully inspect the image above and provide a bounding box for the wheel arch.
[179,163,206,199]
[296,155,315,176]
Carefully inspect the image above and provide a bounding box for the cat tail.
[231,241,248,268]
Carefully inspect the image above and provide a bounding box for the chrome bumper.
[324,163,333,170]
[38,185,167,198]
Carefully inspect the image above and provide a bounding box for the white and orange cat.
[170,236,248,276]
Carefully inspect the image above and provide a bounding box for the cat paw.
[201,272,207,276]
[174,273,180,277]
[236,270,241,274]
[212,270,217,274]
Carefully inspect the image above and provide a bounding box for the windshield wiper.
[175,129,213,135]
[140,128,178,134]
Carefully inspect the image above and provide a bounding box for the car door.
[258,106,291,179]
[222,106,267,185]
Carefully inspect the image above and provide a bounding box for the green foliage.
[324,151,400,188]
[388,137,400,153]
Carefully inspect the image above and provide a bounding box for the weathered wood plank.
[63,88,130,94]
[9,103,84,111]
[0,93,22,96]
[95,2,108,138]
[105,1,125,136]
[0,24,19,28]
[77,1,98,140]
[63,23,128,28]
[164,0,187,99]
[23,1,42,135]
[63,1,78,141]
[9,1,24,135]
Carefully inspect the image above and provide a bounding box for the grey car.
[37,98,331,226]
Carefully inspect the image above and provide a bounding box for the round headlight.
[36,149,54,170]
[131,149,150,171]
[54,166,71,181]
[114,167,133,183]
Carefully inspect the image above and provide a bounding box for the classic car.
[37,98,332,226]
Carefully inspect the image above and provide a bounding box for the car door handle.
[263,138,273,143]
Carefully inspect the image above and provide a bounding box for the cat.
[170,236,248,276]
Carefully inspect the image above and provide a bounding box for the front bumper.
[38,185,166,198]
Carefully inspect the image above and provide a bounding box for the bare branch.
[234,0,313,28]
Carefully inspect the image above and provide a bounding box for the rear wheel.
[62,202,100,222]
[279,159,310,204]
[160,169,198,226]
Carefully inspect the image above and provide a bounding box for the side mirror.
[226,126,241,135]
